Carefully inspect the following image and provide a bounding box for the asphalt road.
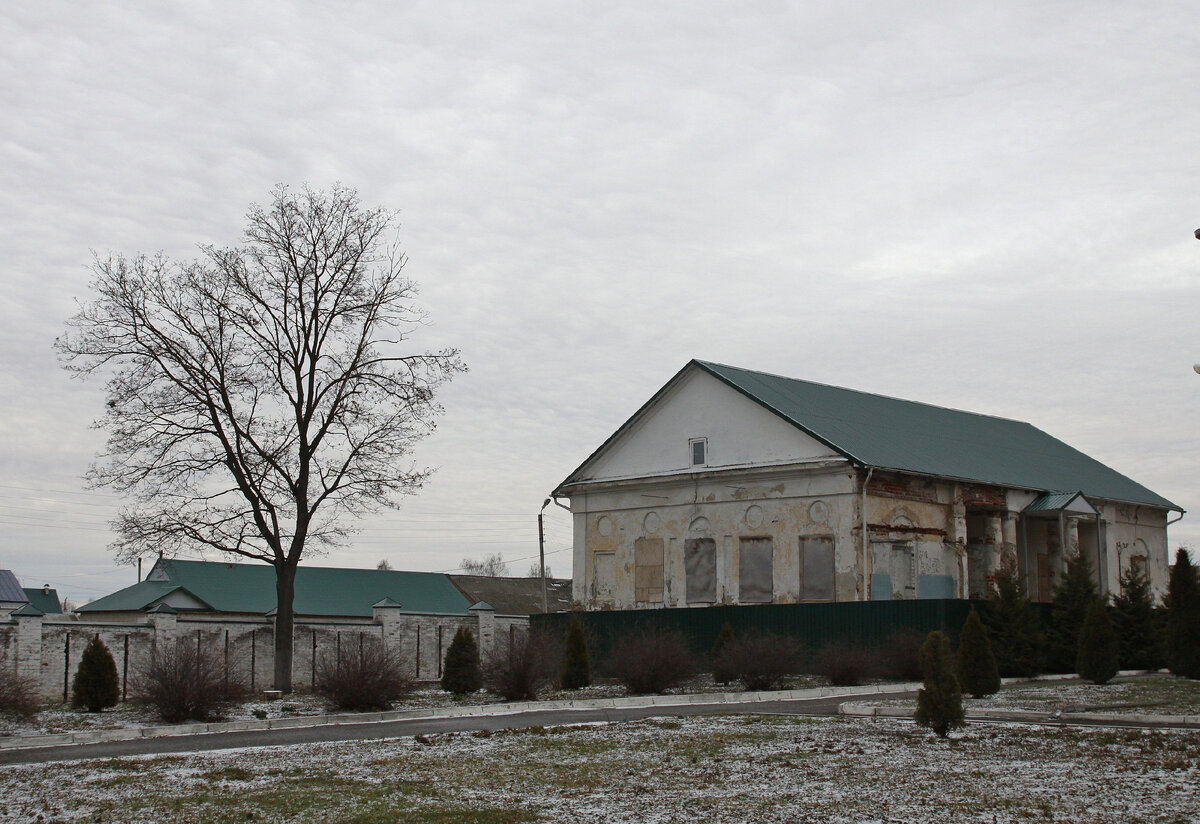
[0,694,857,766]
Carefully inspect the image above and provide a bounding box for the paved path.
[0,694,857,766]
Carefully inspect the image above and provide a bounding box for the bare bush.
[606,629,696,695]
[315,638,412,711]
[817,642,878,686]
[715,632,801,691]
[0,669,40,719]
[878,629,926,682]
[484,631,556,701]
[133,640,248,723]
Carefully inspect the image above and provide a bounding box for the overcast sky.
[2,1,1198,605]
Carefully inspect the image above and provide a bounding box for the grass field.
[856,675,1200,716]
[2,713,1198,823]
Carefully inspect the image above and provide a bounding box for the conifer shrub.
[714,631,800,691]
[1166,549,1200,679]
[0,669,40,719]
[914,630,964,738]
[606,628,696,695]
[957,608,1000,697]
[1046,550,1102,673]
[441,627,483,695]
[711,622,736,686]
[315,638,412,711]
[1076,602,1119,685]
[559,616,592,690]
[484,630,556,701]
[816,642,876,686]
[71,636,120,712]
[985,560,1044,678]
[133,639,247,723]
[1111,565,1163,671]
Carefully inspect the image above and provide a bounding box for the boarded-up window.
[871,541,914,599]
[684,538,717,603]
[593,552,615,601]
[634,537,665,603]
[739,537,773,603]
[799,536,834,601]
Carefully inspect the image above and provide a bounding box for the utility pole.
[538,497,551,613]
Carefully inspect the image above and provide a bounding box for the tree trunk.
[273,563,297,692]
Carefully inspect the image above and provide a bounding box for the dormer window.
[690,437,708,467]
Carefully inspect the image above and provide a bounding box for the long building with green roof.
[555,360,1180,609]
[79,558,568,621]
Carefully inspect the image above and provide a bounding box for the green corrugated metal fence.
[532,599,980,666]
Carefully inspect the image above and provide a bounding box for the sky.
[1,1,1198,606]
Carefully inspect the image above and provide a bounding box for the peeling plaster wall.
[1105,503,1171,599]
[566,466,1177,611]
[568,463,860,609]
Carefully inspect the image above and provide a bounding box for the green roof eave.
[77,580,182,613]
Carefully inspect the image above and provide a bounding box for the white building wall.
[581,368,839,483]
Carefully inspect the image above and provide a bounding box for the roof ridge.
[694,359,1035,426]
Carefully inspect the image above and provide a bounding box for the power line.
[435,545,572,574]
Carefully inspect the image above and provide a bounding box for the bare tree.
[376,559,393,571]
[57,184,465,692]
[526,562,552,579]
[459,553,508,576]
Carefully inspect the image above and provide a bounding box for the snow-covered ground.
[2,714,1197,823]
[0,674,828,738]
[854,675,1200,716]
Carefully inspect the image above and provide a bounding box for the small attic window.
[689,437,708,467]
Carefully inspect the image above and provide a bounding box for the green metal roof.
[80,559,474,617]
[556,360,1178,511]
[695,361,1178,510]
[22,588,62,614]
[1024,491,1095,514]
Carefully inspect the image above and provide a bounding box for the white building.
[553,361,1181,609]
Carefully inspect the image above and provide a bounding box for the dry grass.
[3,713,1198,823]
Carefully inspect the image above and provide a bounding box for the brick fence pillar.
[470,602,496,660]
[13,606,44,686]
[147,603,178,650]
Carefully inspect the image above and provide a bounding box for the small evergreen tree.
[72,636,120,712]
[957,607,1000,697]
[441,627,482,695]
[1076,602,1119,684]
[985,560,1043,678]
[1166,548,1200,679]
[1046,549,1102,673]
[559,616,592,689]
[1111,565,1163,671]
[914,630,964,738]
[711,622,736,685]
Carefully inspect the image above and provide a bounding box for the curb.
[0,681,922,752]
[837,704,1200,728]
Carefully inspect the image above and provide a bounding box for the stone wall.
[0,604,525,701]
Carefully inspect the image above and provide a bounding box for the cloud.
[2,0,1198,601]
